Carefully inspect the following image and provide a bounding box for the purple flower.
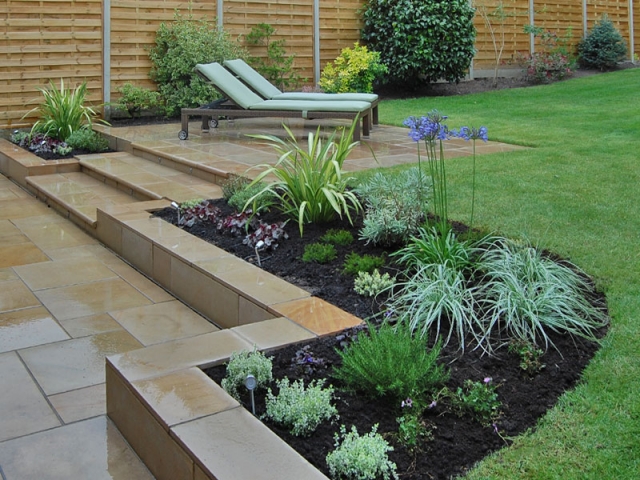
[453,126,488,142]
[484,377,492,384]
[401,398,413,408]
[428,400,437,409]
[404,110,451,143]
[493,423,499,434]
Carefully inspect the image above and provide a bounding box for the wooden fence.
[1,0,638,128]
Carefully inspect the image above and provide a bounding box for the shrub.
[246,121,362,235]
[114,84,161,117]
[149,12,247,116]
[361,0,476,87]
[220,347,273,400]
[302,243,337,264]
[319,43,388,93]
[264,378,338,436]
[65,128,109,153]
[342,252,385,275]
[516,27,576,83]
[478,238,608,351]
[245,23,300,91]
[333,322,449,401]
[326,424,398,480]
[353,269,395,297]
[26,79,105,141]
[578,15,628,71]
[356,167,428,246]
[388,263,482,352]
[320,229,354,246]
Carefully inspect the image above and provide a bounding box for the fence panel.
[1,0,638,128]
[0,0,103,128]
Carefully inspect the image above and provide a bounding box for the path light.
[254,240,265,267]
[171,201,181,224]
[245,374,257,416]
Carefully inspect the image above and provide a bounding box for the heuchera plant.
[242,221,288,250]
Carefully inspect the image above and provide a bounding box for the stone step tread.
[78,152,223,203]
[26,172,141,224]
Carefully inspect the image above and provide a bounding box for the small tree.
[245,23,300,91]
[578,15,628,71]
[474,0,512,87]
[361,0,476,87]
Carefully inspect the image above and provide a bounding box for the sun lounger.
[179,62,373,141]
[223,59,379,125]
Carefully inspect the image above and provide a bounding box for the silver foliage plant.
[356,167,430,246]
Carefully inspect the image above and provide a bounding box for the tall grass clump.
[246,120,362,235]
[478,238,608,350]
[333,322,449,401]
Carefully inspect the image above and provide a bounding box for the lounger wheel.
[209,118,219,129]
[178,130,188,140]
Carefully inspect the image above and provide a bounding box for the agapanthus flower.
[453,126,488,142]
[401,398,413,408]
[403,110,450,143]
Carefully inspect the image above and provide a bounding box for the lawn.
[365,68,640,479]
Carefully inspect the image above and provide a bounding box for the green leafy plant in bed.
[353,269,395,297]
[246,119,362,235]
[320,228,354,246]
[342,252,385,275]
[302,243,337,264]
[333,322,449,401]
[264,378,338,436]
[326,424,398,480]
[319,42,388,93]
[65,128,109,153]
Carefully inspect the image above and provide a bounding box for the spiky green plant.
[26,79,105,141]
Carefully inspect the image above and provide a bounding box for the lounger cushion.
[250,100,372,114]
[196,62,372,114]
[195,63,264,109]
[223,59,379,103]
[224,59,282,98]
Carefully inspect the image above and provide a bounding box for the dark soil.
[154,200,608,480]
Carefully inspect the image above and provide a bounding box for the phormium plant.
[246,120,362,235]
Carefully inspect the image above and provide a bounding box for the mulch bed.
[154,200,608,480]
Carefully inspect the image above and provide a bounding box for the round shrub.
[319,43,388,93]
[361,0,476,86]
[578,15,628,71]
[149,12,247,116]
[326,424,398,480]
[220,347,273,400]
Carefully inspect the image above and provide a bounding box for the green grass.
[366,68,640,479]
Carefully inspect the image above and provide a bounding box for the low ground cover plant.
[342,252,385,275]
[302,242,337,263]
[264,378,338,436]
[353,269,395,297]
[326,425,398,480]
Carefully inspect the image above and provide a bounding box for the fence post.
[217,0,224,28]
[314,0,320,84]
[583,0,588,37]
[529,0,535,54]
[630,0,635,60]
[103,0,111,120]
